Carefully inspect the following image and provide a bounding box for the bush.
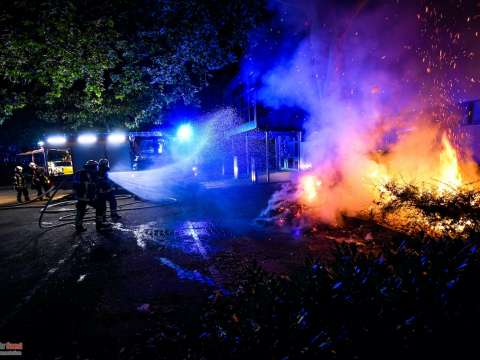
[189,231,480,359]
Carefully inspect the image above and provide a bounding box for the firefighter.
[98,158,121,221]
[29,162,51,200]
[73,160,110,233]
[13,166,30,203]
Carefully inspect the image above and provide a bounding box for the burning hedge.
[375,181,480,237]
[260,179,480,239]
[260,124,480,238]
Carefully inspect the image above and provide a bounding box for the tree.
[0,0,264,130]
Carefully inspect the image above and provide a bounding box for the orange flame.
[295,122,479,225]
[301,175,322,202]
[437,133,462,194]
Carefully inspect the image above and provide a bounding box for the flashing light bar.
[107,133,127,144]
[47,136,67,146]
[77,134,97,145]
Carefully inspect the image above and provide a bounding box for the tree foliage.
[0,0,264,129]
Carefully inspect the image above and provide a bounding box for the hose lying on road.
[0,179,70,210]
[38,187,177,230]
[0,179,178,229]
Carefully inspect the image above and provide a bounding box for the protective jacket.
[32,167,49,186]
[73,170,98,202]
[97,169,114,194]
[13,173,27,190]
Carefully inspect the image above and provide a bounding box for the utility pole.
[298,131,302,171]
[265,131,270,183]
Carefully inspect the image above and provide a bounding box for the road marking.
[186,221,208,258]
[157,257,215,286]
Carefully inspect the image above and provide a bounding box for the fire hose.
[0,179,70,210]
[0,179,178,229]
[38,186,177,230]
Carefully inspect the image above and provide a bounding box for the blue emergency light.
[176,124,194,142]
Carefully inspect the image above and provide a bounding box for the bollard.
[250,157,257,183]
[233,156,238,179]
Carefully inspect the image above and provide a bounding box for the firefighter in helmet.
[98,158,121,221]
[29,162,51,200]
[13,166,30,203]
[73,160,110,232]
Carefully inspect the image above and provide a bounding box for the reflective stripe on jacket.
[13,173,27,189]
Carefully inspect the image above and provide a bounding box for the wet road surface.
[0,183,331,358]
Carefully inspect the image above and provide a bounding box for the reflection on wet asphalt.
[112,220,235,288]
[157,257,215,286]
[112,220,232,257]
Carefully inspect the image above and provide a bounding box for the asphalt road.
[0,183,328,359]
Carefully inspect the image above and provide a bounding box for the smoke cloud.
[252,0,480,223]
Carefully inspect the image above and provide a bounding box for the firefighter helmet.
[98,158,110,170]
[15,166,23,173]
[84,160,99,172]
[29,162,37,169]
